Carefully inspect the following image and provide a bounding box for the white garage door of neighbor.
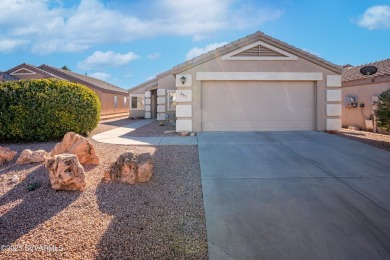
[201,81,315,131]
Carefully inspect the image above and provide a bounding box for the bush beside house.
[376,89,390,132]
[0,79,101,142]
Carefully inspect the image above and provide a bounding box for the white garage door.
[201,81,315,131]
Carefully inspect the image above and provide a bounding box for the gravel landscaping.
[337,128,390,152]
[0,120,208,259]
[125,121,178,137]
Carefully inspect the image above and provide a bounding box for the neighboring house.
[0,72,19,81]
[4,63,129,116]
[342,59,390,132]
[129,31,342,132]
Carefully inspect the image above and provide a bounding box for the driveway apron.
[198,131,390,260]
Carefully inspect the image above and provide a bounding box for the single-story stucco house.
[3,63,129,116]
[342,59,390,132]
[128,31,342,132]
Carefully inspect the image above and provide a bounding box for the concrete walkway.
[198,131,390,260]
[92,119,197,145]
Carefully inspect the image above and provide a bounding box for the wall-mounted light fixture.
[180,76,187,85]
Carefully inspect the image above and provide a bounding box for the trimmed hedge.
[376,88,390,132]
[0,79,101,142]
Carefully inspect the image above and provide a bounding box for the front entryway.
[151,89,157,118]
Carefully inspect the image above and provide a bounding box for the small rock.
[137,153,153,183]
[11,175,20,183]
[159,122,165,126]
[0,146,17,164]
[45,154,86,191]
[180,131,189,136]
[104,152,153,184]
[51,132,99,165]
[16,149,47,164]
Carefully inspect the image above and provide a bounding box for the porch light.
[180,76,186,85]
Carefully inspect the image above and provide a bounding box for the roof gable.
[6,63,54,77]
[129,31,342,92]
[222,40,298,61]
[10,68,36,75]
[172,31,341,75]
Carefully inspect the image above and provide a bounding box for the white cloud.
[147,53,161,59]
[186,42,227,60]
[89,72,111,81]
[357,5,390,30]
[0,0,283,54]
[78,51,139,70]
[0,39,29,52]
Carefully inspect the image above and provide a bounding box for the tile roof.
[38,64,128,94]
[342,59,390,82]
[129,31,342,93]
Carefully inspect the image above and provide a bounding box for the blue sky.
[0,0,389,90]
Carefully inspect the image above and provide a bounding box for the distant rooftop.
[39,64,128,94]
[342,59,390,82]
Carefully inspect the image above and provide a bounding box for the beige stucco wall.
[342,78,390,130]
[179,56,339,132]
[96,90,129,116]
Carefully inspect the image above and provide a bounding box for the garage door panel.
[203,97,313,108]
[202,107,314,121]
[201,81,315,131]
[203,85,314,107]
[202,120,314,131]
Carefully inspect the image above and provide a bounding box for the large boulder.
[45,154,86,191]
[16,149,47,164]
[51,132,99,165]
[0,146,17,164]
[104,152,153,184]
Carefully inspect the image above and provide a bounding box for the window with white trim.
[167,90,176,111]
[124,97,127,108]
[114,96,118,108]
[130,95,145,110]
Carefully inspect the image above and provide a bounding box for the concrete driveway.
[198,131,390,260]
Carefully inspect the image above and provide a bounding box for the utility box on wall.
[344,96,358,108]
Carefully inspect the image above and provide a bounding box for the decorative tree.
[375,88,390,132]
[61,65,71,71]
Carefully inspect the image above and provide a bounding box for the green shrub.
[375,88,390,132]
[0,79,101,142]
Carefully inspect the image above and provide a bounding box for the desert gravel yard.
[125,121,178,137]
[0,122,207,259]
[337,128,390,152]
